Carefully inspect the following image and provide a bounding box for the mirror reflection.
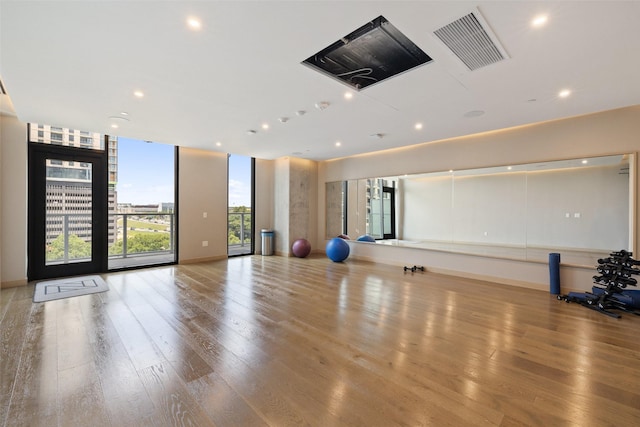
[326,154,633,265]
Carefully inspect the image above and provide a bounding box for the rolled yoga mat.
[549,252,561,294]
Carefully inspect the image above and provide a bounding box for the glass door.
[28,143,108,280]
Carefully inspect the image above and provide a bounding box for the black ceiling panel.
[303,16,433,91]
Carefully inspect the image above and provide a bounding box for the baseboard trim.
[426,267,547,292]
[1,279,28,289]
[179,255,228,265]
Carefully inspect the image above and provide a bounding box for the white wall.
[0,113,27,287]
[319,106,640,292]
[254,158,274,254]
[178,147,228,263]
[0,113,3,284]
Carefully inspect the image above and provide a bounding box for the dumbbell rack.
[558,250,640,318]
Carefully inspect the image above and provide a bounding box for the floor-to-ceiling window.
[228,154,254,256]
[108,138,177,269]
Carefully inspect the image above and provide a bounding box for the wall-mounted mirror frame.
[326,154,635,266]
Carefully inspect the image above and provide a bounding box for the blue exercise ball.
[326,237,350,262]
[356,234,375,242]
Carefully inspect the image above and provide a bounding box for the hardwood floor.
[2,255,640,426]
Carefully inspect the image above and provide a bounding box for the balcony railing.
[46,210,254,265]
[45,212,176,267]
[45,213,93,264]
[228,211,252,255]
[109,213,175,263]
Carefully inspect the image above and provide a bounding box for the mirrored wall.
[326,154,634,265]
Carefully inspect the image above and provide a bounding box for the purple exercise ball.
[292,238,311,258]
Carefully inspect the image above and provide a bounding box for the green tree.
[109,233,171,255]
[47,234,91,262]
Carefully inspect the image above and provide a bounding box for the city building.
[28,123,118,245]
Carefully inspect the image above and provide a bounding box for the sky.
[117,137,251,207]
[228,154,252,207]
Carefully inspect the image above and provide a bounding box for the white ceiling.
[1,1,639,161]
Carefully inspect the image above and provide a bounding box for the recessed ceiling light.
[110,124,119,129]
[315,101,330,110]
[278,117,289,123]
[558,89,571,98]
[215,141,222,147]
[414,123,423,130]
[133,90,144,98]
[187,17,202,30]
[296,110,306,116]
[507,166,512,170]
[581,160,588,164]
[531,15,548,28]
[262,123,269,130]
[247,130,257,135]
[335,141,341,147]
[344,92,353,100]
[120,112,129,116]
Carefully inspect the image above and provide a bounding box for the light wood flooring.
[1,255,640,426]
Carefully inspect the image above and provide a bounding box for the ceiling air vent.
[303,16,433,91]
[434,9,508,71]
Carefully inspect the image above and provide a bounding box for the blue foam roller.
[624,290,640,308]
[592,287,640,309]
[549,253,561,295]
[567,291,588,302]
